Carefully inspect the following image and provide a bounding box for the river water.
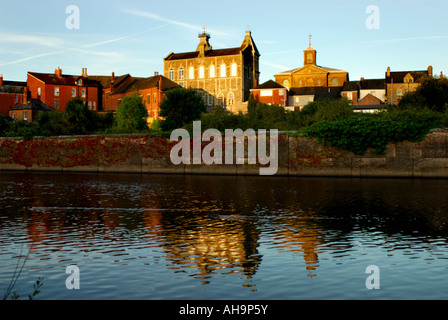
[1,172,448,300]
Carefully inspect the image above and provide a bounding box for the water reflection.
[1,172,448,299]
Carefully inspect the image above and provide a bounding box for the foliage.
[159,87,207,131]
[299,98,354,126]
[0,114,13,136]
[114,93,149,133]
[300,115,433,155]
[399,76,448,112]
[149,118,163,133]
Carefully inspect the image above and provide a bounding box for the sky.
[0,0,447,84]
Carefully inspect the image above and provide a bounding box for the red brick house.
[250,80,289,107]
[0,75,28,116]
[27,68,101,111]
[104,72,179,123]
[9,99,51,122]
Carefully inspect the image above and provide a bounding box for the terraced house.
[163,29,260,113]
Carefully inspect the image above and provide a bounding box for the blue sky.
[0,0,447,83]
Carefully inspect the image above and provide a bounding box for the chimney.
[158,75,163,91]
[0,74,3,87]
[111,72,115,81]
[55,67,62,77]
[82,68,88,77]
[360,77,365,81]
[428,65,433,76]
[386,67,391,77]
[154,71,159,76]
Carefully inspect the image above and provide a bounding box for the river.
[1,172,448,300]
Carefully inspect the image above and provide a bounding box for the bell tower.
[303,35,317,66]
[196,25,212,58]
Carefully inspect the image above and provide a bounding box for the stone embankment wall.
[0,131,447,178]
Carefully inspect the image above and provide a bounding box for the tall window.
[153,93,157,104]
[169,69,174,80]
[54,87,60,96]
[283,80,290,90]
[81,89,86,98]
[332,78,339,86]
[208,94,214,106]
[231,63,237,77]
[37,87,41,97]
[179,68,184,80]
[54,100,59,108]
[72,88,76,97]
[217,93,224,105]
[24,111,28,121]
[199,66,205,79]
[189,67,194,79]
[220,64,226,77]
[228,93,234,105]
[210,65,215,78]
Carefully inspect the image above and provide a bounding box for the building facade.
[0,75,28,116]
[27,68,101,111]
[385,66,433,105]
[163,30,260,113]
[274,40,349,91]
[250,80,289,107]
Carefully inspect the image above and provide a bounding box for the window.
[93,102,96,110]
[397,89,403,96]
[54,100,59,108]
[72,88,76,97]
[220,64,226,77]
[332,78,339,86]
[189,67,194,79]
[210,65,215,78]
[153,93,157,104]
[283,80,290,90]
[88,101,92,109]
[169,69,174,80]
[15,96,18,104]
[317,79,321,85]
[81,89,86,97]
[54,87,60,96]
[208,94,214,106]
[299,80,302,86]
[199,66,205,79]
[217,93,224,105]
[228,93,234,105]
[179,82,184,87]
[147,94,150,104]
[179,68,184,80]
[12,113,16,120]
[37,87,41,97]
[24,111,27,121]
[231,63,237,77]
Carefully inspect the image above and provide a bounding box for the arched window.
[231,63,237,77]
[179,68,184,80]
[169,69,174,80]
[199,66,205,79]
[228,93,234,105]
[217,93,224,105]
[210,65,215,78]
[189,67,194,79]
[220,64,226,77]
[332,78,339,86]
[282,80,290,90]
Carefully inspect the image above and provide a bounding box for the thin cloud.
[123,8,231,38]
[0,32,65,48]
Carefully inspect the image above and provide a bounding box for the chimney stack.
[55,67,62,77]
[0,74,3,87]
[154,71,159,76]
[428,65,433,76]
[82,68,88,77]
[111,72,115,81]
[386,67,391,77]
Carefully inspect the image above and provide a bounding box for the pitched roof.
[342,81,359,91]
[165,47,242,61]
[0,83,25,94]
[10,99,51,111]
[28,72,99,86]
[275,64,347,76]
[359,78,385,90]
[386,70,429,83]
[254,80,286,90]
[110,75,179,95]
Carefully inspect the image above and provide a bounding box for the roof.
[165,47,242,61]
[289,86,343,100]
[386,70,429,83]
[0,84,25,94]
[110,75,179,95]
[254,80,286,90]
[359,78,385,90]
[275,64,347,76]
[28,72,99,87]
[9,99,51,111]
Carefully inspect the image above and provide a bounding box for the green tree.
[0,114,13,137]
[114,92,149,133]
[159,87,206,131]
[399,76,448,112]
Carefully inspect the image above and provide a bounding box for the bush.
[0,114,13,137]
[114,93,149,133]
[301,115,432,155]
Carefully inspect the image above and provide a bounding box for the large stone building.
[274,38,349,91]
[163,29,260,113]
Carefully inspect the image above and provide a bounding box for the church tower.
[196,27,212,57]
[303,35,317,66]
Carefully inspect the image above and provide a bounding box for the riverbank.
[1,131,448,178]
